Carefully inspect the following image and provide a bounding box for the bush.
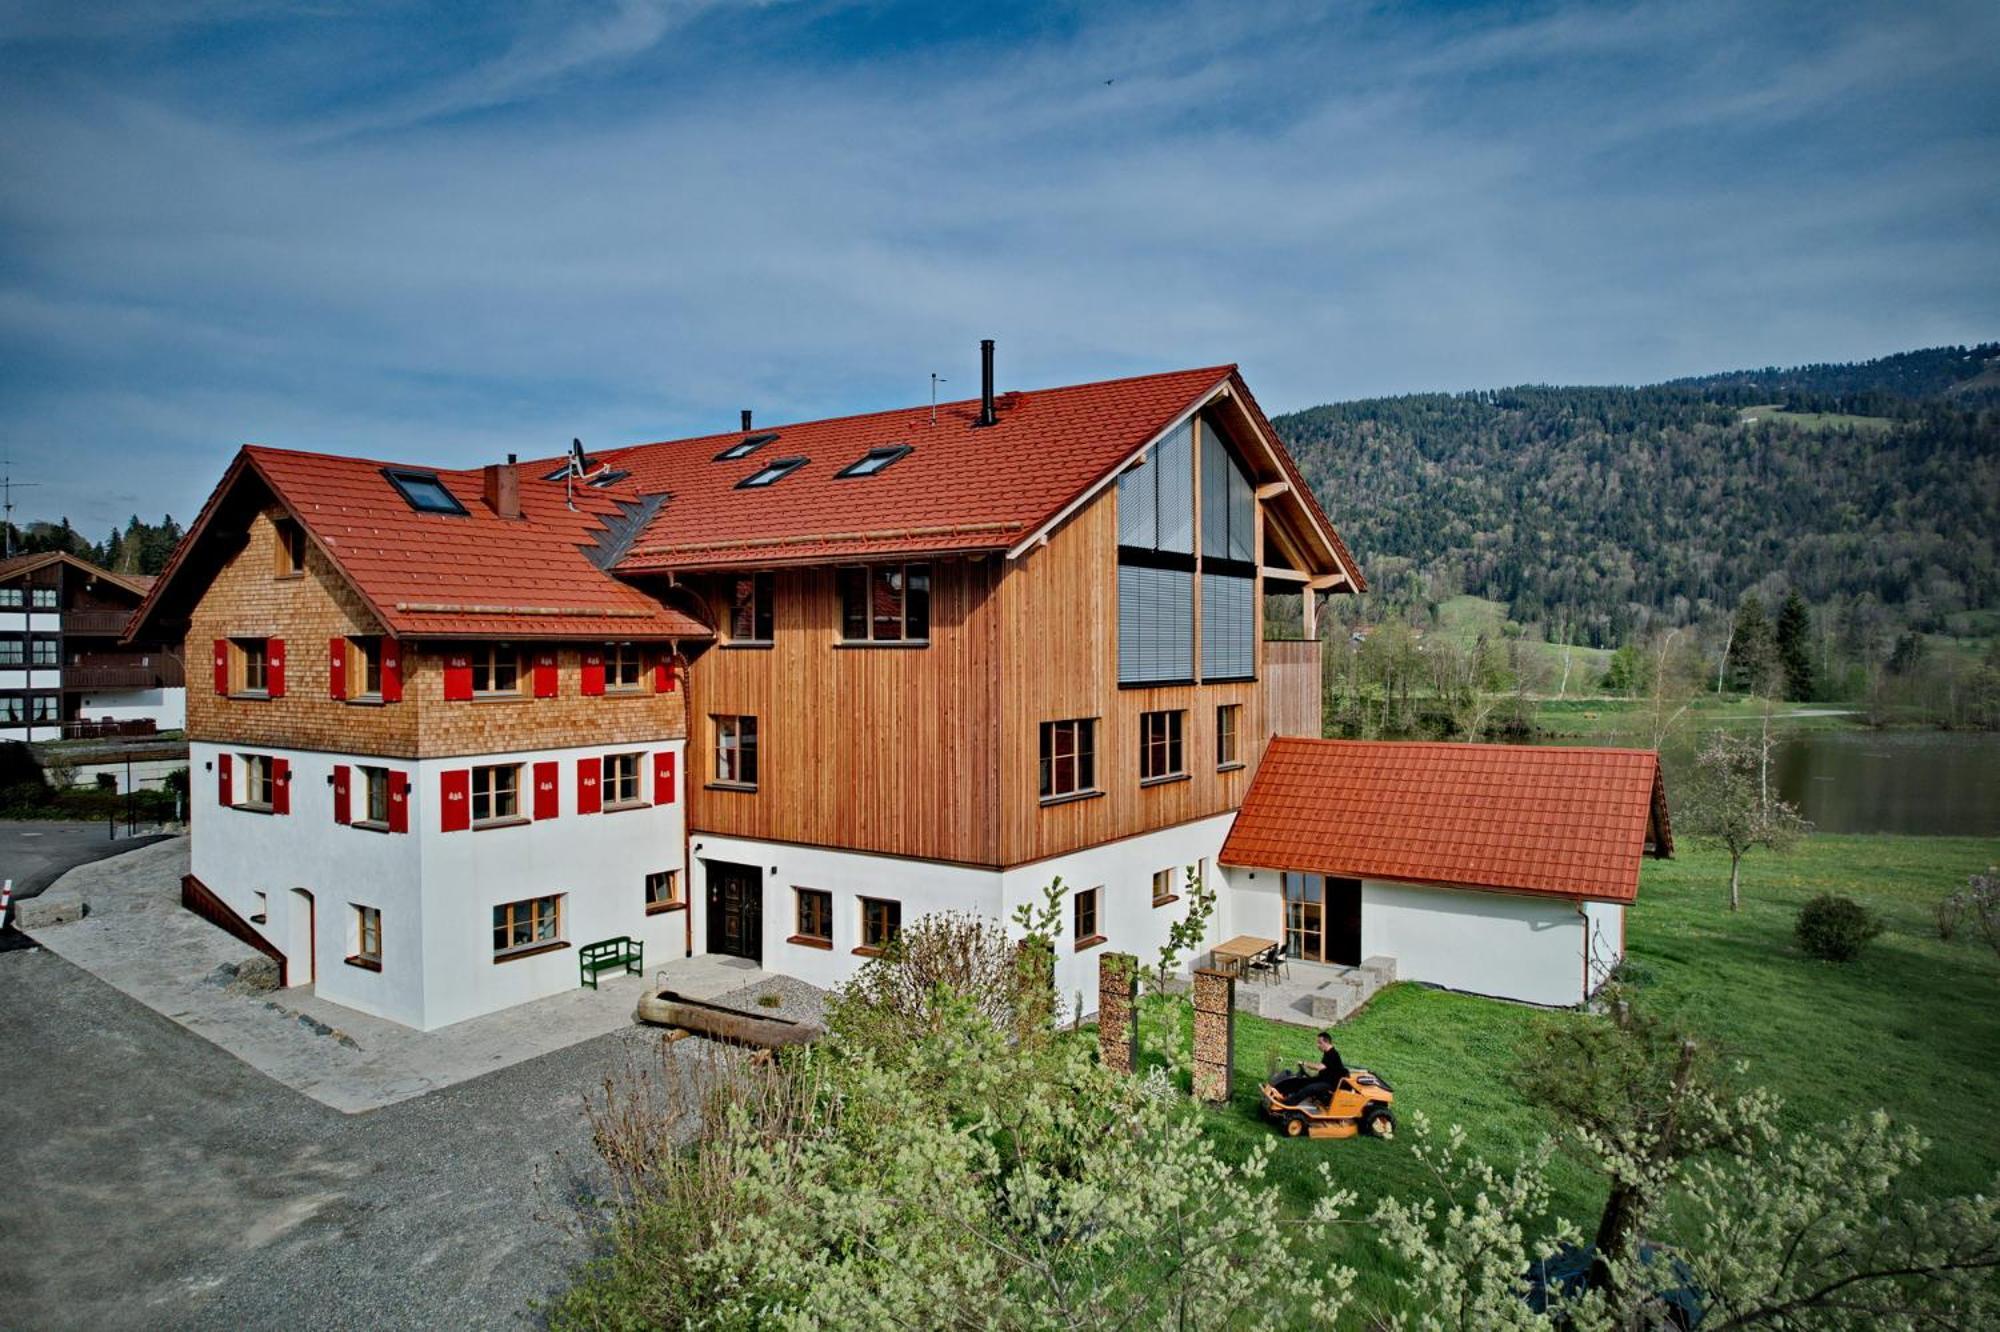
[1795,894,1883,963]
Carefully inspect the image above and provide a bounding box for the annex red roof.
[598,366,1245,572]
[1221,738,1671,904]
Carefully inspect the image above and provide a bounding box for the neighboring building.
[1220,738,1672,1006]
[130,354,1361,1028]
[0,551,186,740]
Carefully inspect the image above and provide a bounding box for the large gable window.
[1116,420,1196,685]
[1117,413,1258,686]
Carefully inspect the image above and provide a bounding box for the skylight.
[586,469,632,488]
[383,468,467,515]
[715,432,779,462]
[835,444,913,479]
[736,457,808,489]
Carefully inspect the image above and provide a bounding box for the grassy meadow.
[1135,834,2000,1309]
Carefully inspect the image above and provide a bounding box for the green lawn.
[1137,834,2000,1310]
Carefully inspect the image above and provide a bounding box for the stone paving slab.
[23,836,787,1114]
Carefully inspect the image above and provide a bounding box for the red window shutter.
[271,757,291,815]
[653,656,669,693]
[443,652,473,701]
[440,768,470,832]
[332,764,351,824]
[217,752,232,806]
[213,639,229,695]
[576,757,601,814]
[387,770,410,834]
[533,761,559,820]
[664,652,684,693]
[266,638,286,698]
[328,638,347,700]
[533,651,559,699]
[580,650,605,696]
[381,639,404,703]
[653,751,676,806]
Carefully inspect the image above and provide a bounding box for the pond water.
[1567,729,2000,837]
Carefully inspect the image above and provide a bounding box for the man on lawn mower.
[1295,1031,1349,1107]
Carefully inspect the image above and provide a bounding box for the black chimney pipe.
[741,409,753,432]
[976,339,997,427]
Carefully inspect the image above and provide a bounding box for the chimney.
[741,409,753,432]
[483,454,521,519]
[976,338,997,427]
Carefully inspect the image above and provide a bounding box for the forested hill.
[1273,343,2000,648]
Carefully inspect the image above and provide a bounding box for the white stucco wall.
[191,737,689,1030]
[1582,899,1625,996]
[1227,867,1608,1007]
[690,813,1236,1011]
[78,685,186,730]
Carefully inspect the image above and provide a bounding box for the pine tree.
[1775,591,1814,701]
[1727,595,1779,696]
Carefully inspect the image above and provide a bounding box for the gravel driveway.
[0,940,669,1329]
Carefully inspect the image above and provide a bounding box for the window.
[837,564,930,643]
[714,431,778,462]
[602,752,644,806]
[1201,572,1255,679]
[30,639,56,667]
[1152,868,1178,906]
[834,444,912,478]
[350,637,384,697]
[0,588,19,608]
[358,765,391,825]
[0,697,21,722]
[1117,565,1194,685]
[1039,719,1098,801]
[729,572,775,643]
[349,905,382,970]
[0,641,17,666]
[470,763,520,823]
[793,888,832,946]
[30,588,56,610]
[858,897,901,955]
[1074,886,1104,950]
[1283,872,1323,964]
[1198,413,1257,564]
[470,645,522,696]
[239,754,274,809]
[274,518,306,576]
[237,638,270,694]
[492,895,563,958]
[31,695,56,723]
[736,456,807,488]
[714,715,758,787]
[1139,710,1186,782]
[605,642,643,691]
[251,890,268,924]
[1216,704,1242,768]
[383,468,468,515]
[645,870,682,914]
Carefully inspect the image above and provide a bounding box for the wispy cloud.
[0,0,1995,530]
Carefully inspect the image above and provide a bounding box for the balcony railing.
[59,717,158,741]
[64,662,180,691]
[63,609,135,636]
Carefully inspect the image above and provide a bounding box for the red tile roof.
[132,363,1363,643]
[244,447,711,641]
[601,366,1243,572]
[1221,738,1670,903]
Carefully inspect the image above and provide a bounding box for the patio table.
[1211,934,1279,979]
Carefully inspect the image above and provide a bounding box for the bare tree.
[1680,730,1811,911]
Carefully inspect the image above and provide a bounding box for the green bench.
[579,936,643,989]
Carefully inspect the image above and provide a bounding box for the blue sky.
[2,0,1996,534]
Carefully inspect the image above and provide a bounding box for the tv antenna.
[930,373,947,426]
[1,455,42,560]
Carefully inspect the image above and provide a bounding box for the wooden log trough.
[634,990,823,1050]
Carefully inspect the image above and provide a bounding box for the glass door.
[1283,871,1324,963]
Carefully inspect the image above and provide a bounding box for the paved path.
[0,820,172,953]
[24,837,775,1111]
[0,938,670,1329]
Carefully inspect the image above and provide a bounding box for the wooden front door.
[705,861,763,962]
[1283,872,1362,966]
